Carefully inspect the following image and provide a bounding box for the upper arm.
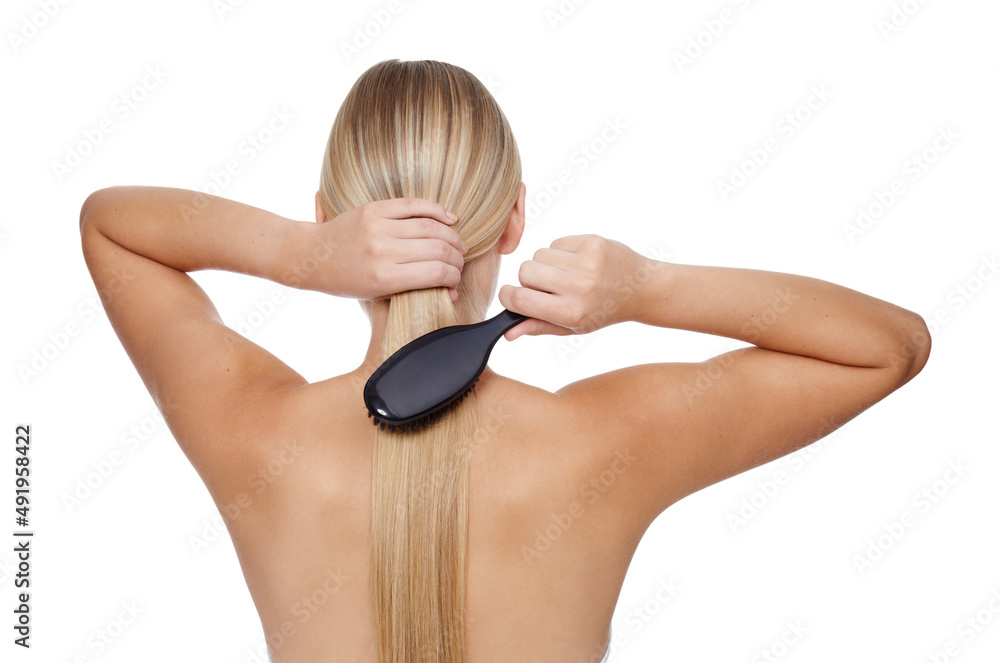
[557,341,928,522]
[80,192,307,494]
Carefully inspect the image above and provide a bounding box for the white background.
[3,0,999,661]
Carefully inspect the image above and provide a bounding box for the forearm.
[639,262,930,377]
[79,185,309,284]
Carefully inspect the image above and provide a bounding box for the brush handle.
[478,309,529,339]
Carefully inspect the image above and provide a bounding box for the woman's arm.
[637,256,929,382]
[502,234,928,378]
[500,234,931,520]
[79,185,467,297]
[79,186,465,495]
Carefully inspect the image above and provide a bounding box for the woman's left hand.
[286,198,468,301]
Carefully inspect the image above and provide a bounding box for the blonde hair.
[318,60,522,662]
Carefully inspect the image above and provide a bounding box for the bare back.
[219,370,645,663]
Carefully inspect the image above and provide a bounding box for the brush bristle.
[368,380,478,433]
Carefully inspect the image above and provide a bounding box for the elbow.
[910,313,932,378]
[79,186,127,234]
[889,312,932,385]
[79,188,106,235]
[79,189,100,233]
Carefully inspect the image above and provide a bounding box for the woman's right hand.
[299,198,466,302]
[498,234,661,341]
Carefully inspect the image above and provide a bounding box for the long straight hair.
[318,60,522,663]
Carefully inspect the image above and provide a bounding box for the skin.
[80,185,930,662]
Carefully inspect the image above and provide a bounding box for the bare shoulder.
[472,372,643,507]
[548,346,917,524]
[199,372,373,517]
[471,372,576,470]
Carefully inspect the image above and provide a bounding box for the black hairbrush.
[364,309,527,432]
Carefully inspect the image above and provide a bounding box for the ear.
[315,191,328,223]
[497,182,526,255]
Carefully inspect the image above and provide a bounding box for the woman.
[79,60,931,663]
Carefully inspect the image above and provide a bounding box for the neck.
[352,298,497,384]
[357,301,390,377]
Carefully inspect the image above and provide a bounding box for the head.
[316,59,525,332]
[315,59,523,663]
